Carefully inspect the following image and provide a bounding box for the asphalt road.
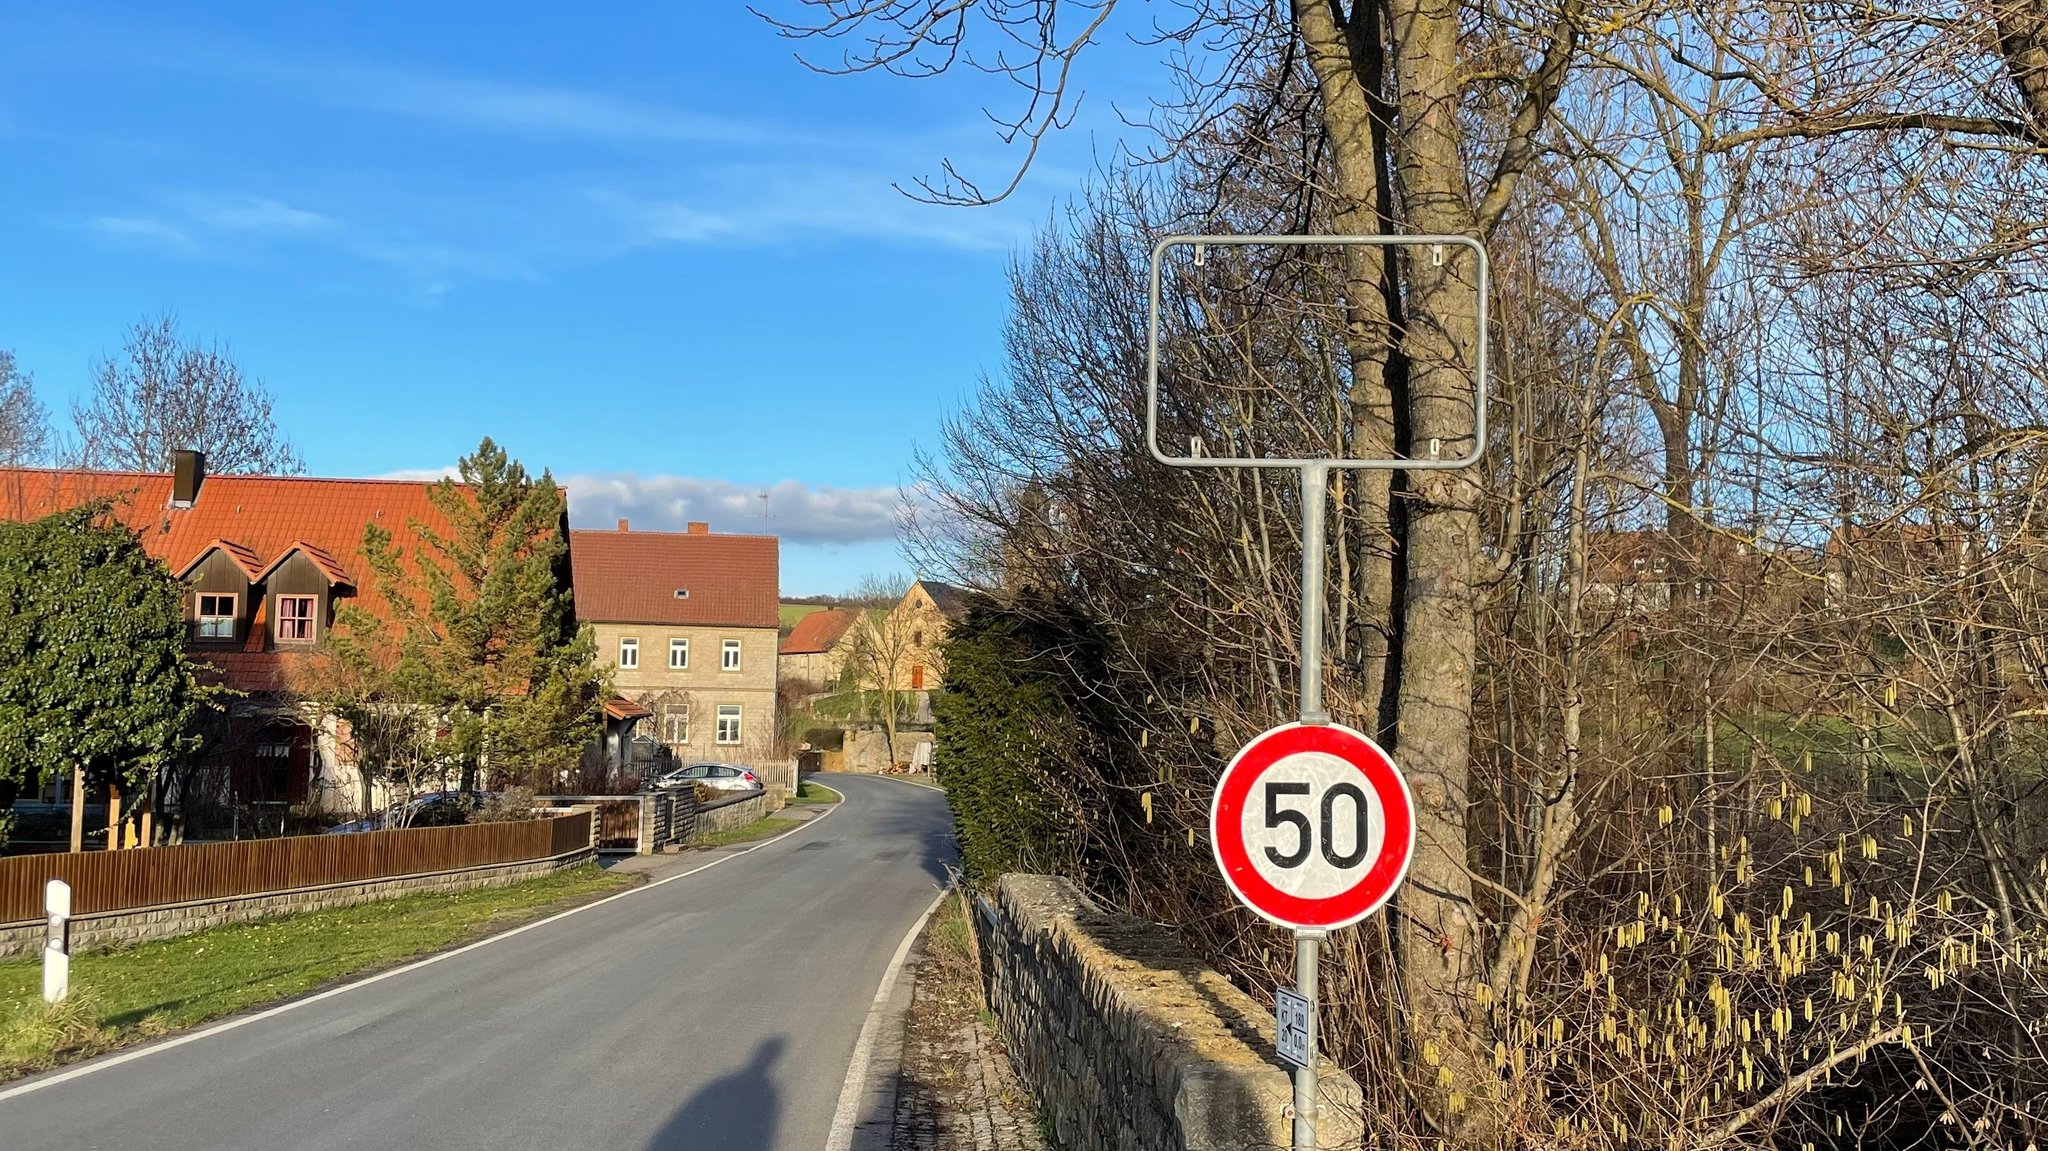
[0,774,956,1151]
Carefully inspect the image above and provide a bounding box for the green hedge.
[933,605,1083,884]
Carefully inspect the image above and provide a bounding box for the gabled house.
[857,579,973,692]
[569,520,781,766]
[0,451,466,815]
[778,608,861,691]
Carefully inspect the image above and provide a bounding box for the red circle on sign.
[1209,722,1415,930]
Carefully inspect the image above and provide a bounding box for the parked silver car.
[654,762,762,793]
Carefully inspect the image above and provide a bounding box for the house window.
[275,595,316,643]
[196,592,236,640]
[619,638,639,669]
[722,639,742,671]
[663,709,690,744]
[716,704,742,745]
[670,638,690,669]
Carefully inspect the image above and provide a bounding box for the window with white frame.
[196,592,236,640]
[663,709,690,744]
[715,704,742,745]
[619,637,639,669]
[721,639,742,671]
[275,595,316,643]
[670,638,689,669]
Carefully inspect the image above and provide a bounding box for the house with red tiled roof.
[778,608,860,690]
[0,452,470,816]
[569,520,781,771]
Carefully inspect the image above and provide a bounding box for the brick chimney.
[170,449,206,507]
[617,518,629,532]
[686,522,709,535]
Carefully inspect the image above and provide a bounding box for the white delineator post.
[43,878,71,1004]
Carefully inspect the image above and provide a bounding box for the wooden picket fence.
[0,811,593,926]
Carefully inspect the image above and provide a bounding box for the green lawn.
[780,603,828,631]
[787,780,842,805]
[0,863,633,1082]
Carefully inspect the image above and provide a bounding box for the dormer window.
[196,593,236,640]
[276,595,317,643]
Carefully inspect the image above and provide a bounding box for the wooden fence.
[0,811,593,926]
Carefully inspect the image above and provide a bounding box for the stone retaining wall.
[693,790,783,836]
[0,848,593,959]
[974,874,1363,1151]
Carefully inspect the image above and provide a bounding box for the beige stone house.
[855,579,973,692]
[570,520,780,765]
[778,607,861,690]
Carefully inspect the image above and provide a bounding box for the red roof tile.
[780,607,859,655]
[602,697,653,721]
[255,539,356,587]
[569,528,778,629]
[174,538,264,581]
[0,465,462,692]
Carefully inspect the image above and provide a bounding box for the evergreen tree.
[0,505,215,843]
[341,438,604,794]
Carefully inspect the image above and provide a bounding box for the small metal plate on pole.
[1275,987,1311,1069]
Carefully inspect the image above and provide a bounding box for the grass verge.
[787,780,842,805]
[695,815,797,848]
[0,862,633,1083]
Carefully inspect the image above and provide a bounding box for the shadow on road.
[646,1035,785,1150]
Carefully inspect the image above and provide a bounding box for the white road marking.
[0,796,844,1104]
[824,884,951,1151]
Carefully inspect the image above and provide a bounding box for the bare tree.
[844,573,914,751]
[0,350,49,467]
[72,314,304,475]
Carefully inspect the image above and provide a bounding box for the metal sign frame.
[1144,233,1491,472]
[1147,231,1491,1151]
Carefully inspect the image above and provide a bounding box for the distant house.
[856,579,975,692]
[779,607,860,690]
[0,451,476,816]
[570,520,781,766]
[1584,529,1766,614]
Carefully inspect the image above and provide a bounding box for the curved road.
[0,774,955,1151]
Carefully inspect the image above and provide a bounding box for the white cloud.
[183,194,333,233]
[334,72,774,147]
[601,173,1031,254]
[87,215,198,251]
[373,466,460,482]
[563,473,910,546]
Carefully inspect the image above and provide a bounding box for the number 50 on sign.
[1209,722,1415,931]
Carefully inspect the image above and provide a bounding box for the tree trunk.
[1295,0,1404,735]
[1385,0,1499,1136]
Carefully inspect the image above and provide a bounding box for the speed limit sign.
[1210,721,1415,930]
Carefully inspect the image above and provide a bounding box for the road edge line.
[0,794,845,1105]
[824,884,950,1151]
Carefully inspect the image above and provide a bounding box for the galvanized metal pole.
[1299,464,1330,726]
[1295,463,1331,1151]
[1293,929,1325,1149]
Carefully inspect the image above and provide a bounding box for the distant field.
[780,603,828,631]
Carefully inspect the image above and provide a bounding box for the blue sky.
[0,2,1171,593]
